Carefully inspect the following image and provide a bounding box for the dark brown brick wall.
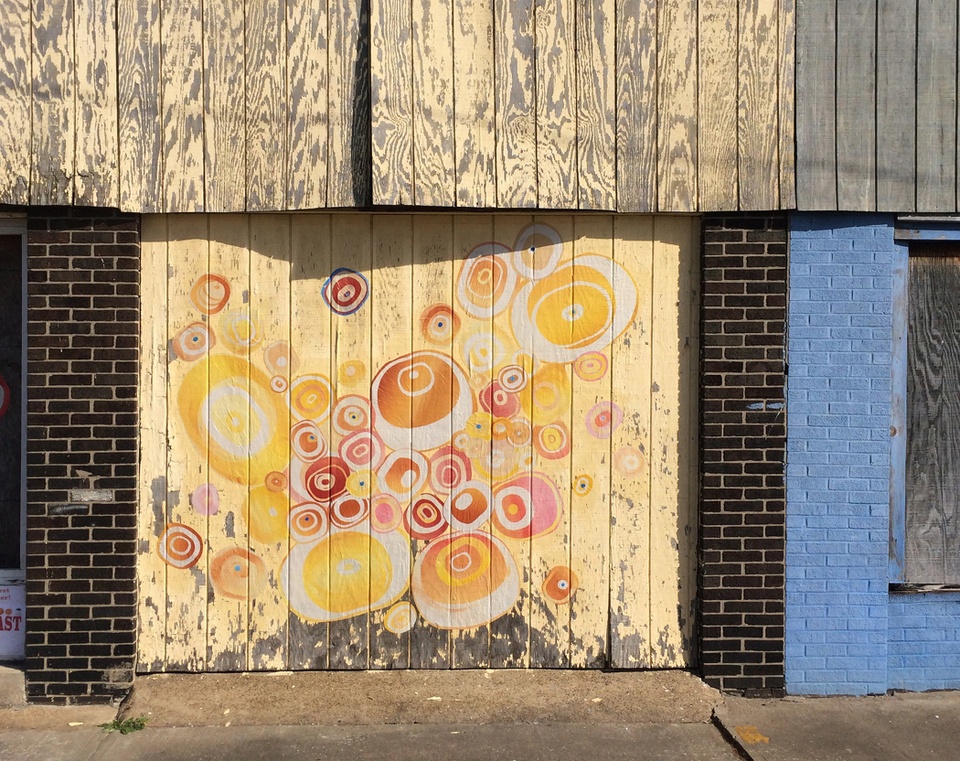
[699,215,787,696]
[24,208,139,705]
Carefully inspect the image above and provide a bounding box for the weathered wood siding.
[1,0,370,211]
[797,0,960,211]
[372,0,796,212]
[137,212,699,671]
[1,1,793,213]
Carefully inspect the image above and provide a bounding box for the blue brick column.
[786,214,895,695]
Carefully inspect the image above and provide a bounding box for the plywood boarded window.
[905,248,960,583]
[137,213,698,672]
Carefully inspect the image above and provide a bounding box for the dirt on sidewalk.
[122,669,721,728]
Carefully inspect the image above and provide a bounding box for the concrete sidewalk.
[715,691,960,761]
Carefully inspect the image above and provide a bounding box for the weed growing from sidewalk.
[99,715,149,734]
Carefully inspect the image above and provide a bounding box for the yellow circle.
[247,485,290,545]
[302,532,392,614]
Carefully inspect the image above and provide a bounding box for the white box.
[0,585,25,660]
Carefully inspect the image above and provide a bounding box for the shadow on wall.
[138,212,699,672]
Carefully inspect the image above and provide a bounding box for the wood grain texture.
[906,255,960,583]
[368,215,413,668]
[288,214,333,669]
[835,0,876,210]
[609,215,653,667]
[286,0,328,209]
[576,1,616,210]
[371,0,414,204]
[698,0,739,211]
[0,0,31,204]
[739,0,780,210]
[31,0,75,205]
[495,0,537,207]
[657,0,699,211]
[247,215,291,669]
[778,0,796,208]
[328,0,371,206]
[535,0,578,209]
[118,0,162,211]
[136,215,169,672]
[74,0,119,206]
[568,216,613,667]
[246,0,287,210]
[160,0,204,211]
[876,0,916,211]
[163,214,209,670]
[889,243,908,582]
[203,215,249,672]
[328,214,372,668]
[202,0,245,212]
[795,0,837,209]
[916,0,957,212]
[408,215,454,668]
[412,0,455,205]
[616,0,658,212]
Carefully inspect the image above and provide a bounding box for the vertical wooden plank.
[616,0,658,212]
[0,0,30,205]
[906,254,960,582]
[450,213,494,667]
[74,0,119,206]
[567,216,613,667]
[118,0,162,212]
[31,0,74,204]
[137,215,169,671]
[453,0,496,206]
[246,0,287,210]
[367,215,413,669]
[835,0,876,210]
[916,0,957,212]
[329,214,372,668]
[203,0,245,211]
[287,214,332,669]
[609,214,652,667]
[489,213,532,669]
[286,0,328,209]
[778,0,797,208]
[160,0,205,211]
[739,0,781,210]
[413,0,455,205]
[494,0,536,207]
[527,215,573,667]
[163,214,210,670]
[648,216,693,667]
[408,214,454,669]
[246,214,292,669]
[680,217,699,663]
[795,0,836,210]
[876,0,916,212]
[203,215,249,672]
[371,0,414,204]
[536,0,578,209]
[657,0,698,211]
[698,0,739,211]
[576,2,616,210]
[889,242,908,582]
[0,0,31,205]
[328,0,371,206]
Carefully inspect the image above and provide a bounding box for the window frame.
[0,216,26,585]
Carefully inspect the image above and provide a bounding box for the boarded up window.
[905,251,960,583]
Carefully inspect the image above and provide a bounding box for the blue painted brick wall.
[786,214,896,695]
[889,594,960,691]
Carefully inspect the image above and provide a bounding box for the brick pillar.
[24,208,139,704]
[699,215,787,696]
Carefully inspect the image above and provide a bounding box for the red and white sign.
[0,585,25,660]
